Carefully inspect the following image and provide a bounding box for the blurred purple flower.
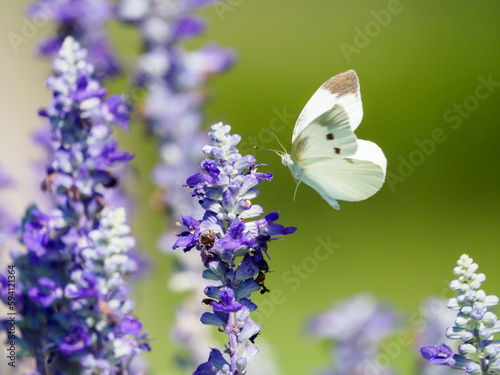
[0,37,148,374]
[28,0,120,79]
[117,0,236,233]
[116,0,236,369]
[415,297,458,375]
[307,293,399,375]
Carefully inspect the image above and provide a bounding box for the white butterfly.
[280,70,387,210]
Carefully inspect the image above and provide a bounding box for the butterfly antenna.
[254,146,283,157]
[293,179,302,203]
[269,128,287,153]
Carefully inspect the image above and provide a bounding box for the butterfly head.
[281,153,293,168]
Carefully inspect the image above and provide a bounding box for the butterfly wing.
[291,104,358,161]
[287,69,385,209]
[292,70,363,143]
[295,140,387,209]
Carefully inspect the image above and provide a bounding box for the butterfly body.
[283,70,387,210]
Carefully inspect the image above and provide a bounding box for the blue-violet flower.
[118,0,236,368]
[118,0,236,227]
[421,254,500,374]
[307,293,399,375]
[0,37,148,374]
[174,123,296,374]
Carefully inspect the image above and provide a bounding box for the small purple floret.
[59,326,91,357]
[212,288,243,313]
[421,344,456,367]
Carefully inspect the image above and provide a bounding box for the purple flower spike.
[116,1,237,367]
[419,254,500,373]
[0,38,148,374]
[174,123,295,373]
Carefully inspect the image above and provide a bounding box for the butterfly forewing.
[292,70,363,143]
[290,104,358,162]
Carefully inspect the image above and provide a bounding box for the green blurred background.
[2,1,500,374]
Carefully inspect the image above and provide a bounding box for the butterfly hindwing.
[348,139,387,173]
[292,70,363,143]
[297,139,386,207]
[290,104,358,161]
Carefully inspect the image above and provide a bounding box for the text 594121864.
[6,264,16,368]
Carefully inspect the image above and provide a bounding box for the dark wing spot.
[334,147,341,154]
[326,133,334,140]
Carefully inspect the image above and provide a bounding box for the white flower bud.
[458,343,476,354]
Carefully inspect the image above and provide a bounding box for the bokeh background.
[1,1,500,374]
